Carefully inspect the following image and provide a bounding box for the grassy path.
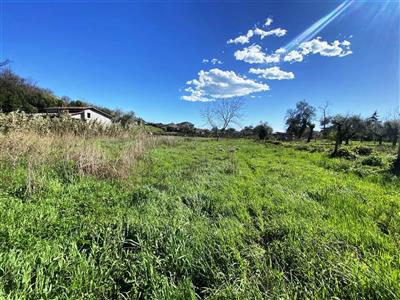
[0,138,399,299]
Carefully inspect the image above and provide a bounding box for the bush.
[295,145,310,151]
[331,148,357,160]
[253,123,273,140]
[355,146,373,156]
[361,155,385,167]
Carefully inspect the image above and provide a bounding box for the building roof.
[44,107,112,118]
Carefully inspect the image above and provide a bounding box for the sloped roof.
[44,107,112,119]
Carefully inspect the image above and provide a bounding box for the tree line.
[284,99,400,172]
[284,100,399,147]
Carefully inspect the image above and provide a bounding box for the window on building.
[87,112,91,119]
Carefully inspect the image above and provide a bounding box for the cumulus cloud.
[182,68,269,102]
[227,20,287,45]
[299,37,352,57]
[284,50,304,63]
[282,38,352,63]
[249,66,294,80]
[227,29,254,45]
[234,44,280,64]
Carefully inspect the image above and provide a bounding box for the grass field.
[0,137,399,299]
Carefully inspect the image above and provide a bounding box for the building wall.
[71,113,83,120]
[82,109,112,125]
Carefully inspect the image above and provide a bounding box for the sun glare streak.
[283,0,354,52]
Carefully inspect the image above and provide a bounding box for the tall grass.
[0,112,176,196]
[0,111,136,137]
[0,119,398,298]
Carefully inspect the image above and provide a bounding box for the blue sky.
[1,0,399,131]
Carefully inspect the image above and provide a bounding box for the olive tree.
[366,111,384,145]
[285,100,316,141]
[391,110,400,174]
[330,114,364,155]
[384,119,400,146]
[254,122,273,141]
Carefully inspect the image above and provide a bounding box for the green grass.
[144,125,165,134]
[0,138,399,299]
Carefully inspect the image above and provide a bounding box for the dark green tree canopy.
[285,100,316,138]
[0,69,63,113]
[254,122,273,140]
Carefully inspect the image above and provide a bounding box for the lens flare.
[283,0,354,52]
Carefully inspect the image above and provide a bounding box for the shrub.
[355,146,373,156]
[361,155,385,167]
[331,148,357,160]
[295,145,310,151]
[267,140,282,146]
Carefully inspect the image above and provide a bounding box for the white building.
[44,107,112,125]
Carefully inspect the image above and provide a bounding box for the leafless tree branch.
[201,98,244,140]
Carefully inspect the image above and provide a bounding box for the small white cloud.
[211,58,223,65]
[275,48,286,54]
[228,18,287,44]
[253,27,287,39]
[284,50,304,63]
[249,66,294,80]
[203,58,223,65]
[342,40,351,46]
[234,44,280,64]
[264,17,273,27]
[227,29,254,45]
[182,68,269,102]
[299,37,352,57]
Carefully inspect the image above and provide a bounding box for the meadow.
[0,125,399,298]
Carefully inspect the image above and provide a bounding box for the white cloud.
[264,17,273,27]
[299,37,352,57]
[203,58,223,65]
[282,38,352,63]
[227,18,287,45]
[284,50,304,63]
[182,68,269,102]
[275,48,286,54]
[249,66,294,80]
[234,44,280,64]
[227,29,254,45]
[211,58,223,65]
[342,40,351,46]
[254,27,287,39]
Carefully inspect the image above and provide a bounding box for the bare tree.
[319,101,331,138]
[201,98,244,140]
